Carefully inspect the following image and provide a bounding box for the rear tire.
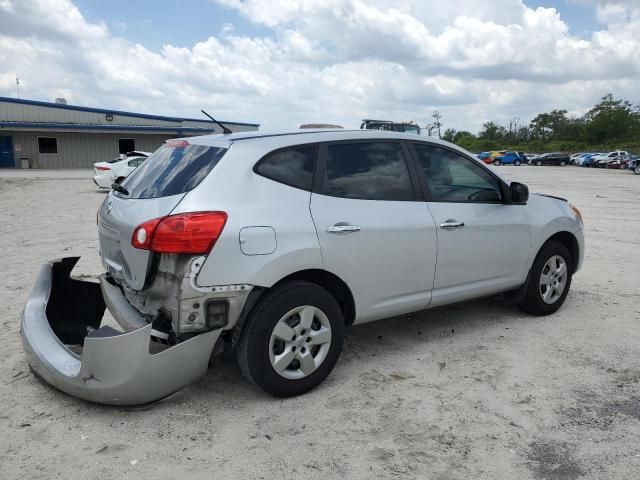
[236,281,344,397]
[514,160,521,166]
[519,241,573,316]
[114,176,126,185]
[535,160,543,166]
[634,165,640,175]
[560,161,566,166]
[493,159,501,166]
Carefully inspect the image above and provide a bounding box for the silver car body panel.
[310,193,437,323]
[98,192,186,290]
[176,140,325,288]
[427,202,531,308]
[21,257,220,406]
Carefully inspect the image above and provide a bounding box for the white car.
[93,151,151,188]
[569,153,584,165]
[22,130,584,405]
[591,150,628,168]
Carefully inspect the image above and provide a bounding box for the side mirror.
[510,182,529,203]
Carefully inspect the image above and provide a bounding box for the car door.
[408,142,531,307]
[310,141,437,324]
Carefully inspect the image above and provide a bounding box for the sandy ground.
[1,166,639,479]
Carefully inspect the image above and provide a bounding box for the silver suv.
[21,130,584,405]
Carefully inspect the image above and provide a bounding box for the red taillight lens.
[131,212,227,254]
[96,166,111,171]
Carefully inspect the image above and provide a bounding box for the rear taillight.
[131,212,227,254]
[96,166,111,171]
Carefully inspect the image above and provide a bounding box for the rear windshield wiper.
[112,183,129,196]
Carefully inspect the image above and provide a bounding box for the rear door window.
[121,141,226,199]
[322,142,414,201]
[254,145,317,191]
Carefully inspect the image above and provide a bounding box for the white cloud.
[0,0,639,133]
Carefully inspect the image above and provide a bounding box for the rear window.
[120,142,227,199]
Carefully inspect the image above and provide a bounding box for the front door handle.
[327,224,361,234]
[440,219,465,230]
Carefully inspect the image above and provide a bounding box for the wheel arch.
[271,269,356,326]
[505,229,580,305]
[229,269,356,350]
[540,231,580,274]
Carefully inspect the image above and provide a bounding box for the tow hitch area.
[20,257,220,406]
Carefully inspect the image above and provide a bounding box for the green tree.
[442,128,457,142]
[583,93,640,145]
[445,93,640,153]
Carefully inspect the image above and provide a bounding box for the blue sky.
[526,1,599,35]
[74,0,271,50]
[75,0,600,51]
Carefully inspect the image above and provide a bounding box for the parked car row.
[570,151,639,172]
[477,151,570,167]
[477,149,638,173]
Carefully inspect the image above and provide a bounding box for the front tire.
[634,165,640,175]
[535,160,543,166]
[236,281,344,397]
[519,241,573,315]
[493,159,501,166]
[514,160,521,166]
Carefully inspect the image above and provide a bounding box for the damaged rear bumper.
[20,257,220,406]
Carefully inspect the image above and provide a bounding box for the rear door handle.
[327,224,361,234]
[440,220,465,230]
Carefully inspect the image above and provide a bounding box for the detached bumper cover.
[20,257,220,406]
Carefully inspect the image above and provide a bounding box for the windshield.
[401,125,420,134]
[119,142,227,199]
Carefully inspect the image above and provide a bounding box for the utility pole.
[509,117,520,133]
[16,77,20,99]
[432,111,442,139]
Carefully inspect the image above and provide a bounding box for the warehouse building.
[0,96,259,169]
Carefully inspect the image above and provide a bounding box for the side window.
[127,159,138,167]
[413,144,502,203]
[255,145,317,191]
[322,142,414,201]
[38,137,58,154]
[119,138,135,155]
